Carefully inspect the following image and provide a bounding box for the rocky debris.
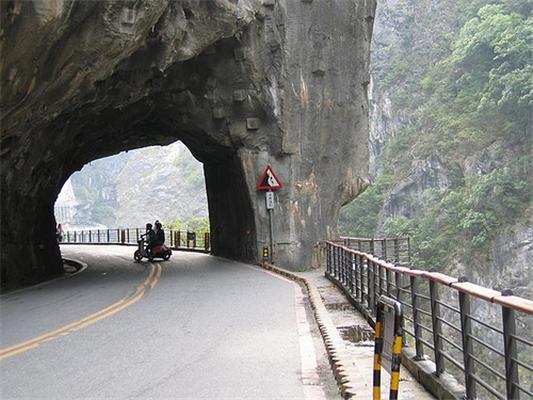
[0,0,376,288]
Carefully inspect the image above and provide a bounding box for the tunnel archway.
[1,0,376,289]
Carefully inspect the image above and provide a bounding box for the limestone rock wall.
[0,0,375,288]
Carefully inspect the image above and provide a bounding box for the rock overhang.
[0,0,376,289]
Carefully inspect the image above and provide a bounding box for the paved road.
[0,245,336,399]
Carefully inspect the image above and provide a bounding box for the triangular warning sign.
[256,165,282,191]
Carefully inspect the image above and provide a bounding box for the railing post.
[81,230,85,242]
[337,247,343,284]
[394,238,400,263]
[340,248,345,285]
[370,238,375,256]
[394,271,401,302]
[410,275,424,360]
[97,230,101,243]
[107,229,110,243]
[368,260,375,312]
[333,245,337,279]
[429,279,444,376]
[458,277,476,400]
[330,243,334,276]
[89,230,92,243]
[74,231,77,242]
[358,255,364,304]
[351,253,356,294]
[326,242,331,275]
[334,245,339,279]
[407,237,411,265]
[366,258,372,310]
[353,253,357,297]
[347,251,352,290]
[343,249,348,286]
[378,264,384,297]
[381,239,386,260]
[501,289,520,400]
[386,268,393,297]
[136,228,139,242]
[204,232,210,251]
[395,271,407,347]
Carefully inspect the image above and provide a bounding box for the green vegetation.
[340,0,532,271]
[165,216,210,233]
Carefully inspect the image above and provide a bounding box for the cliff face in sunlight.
[340,0,532,298]
[56,142,208,229]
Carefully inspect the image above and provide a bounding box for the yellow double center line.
[0,263,162,361]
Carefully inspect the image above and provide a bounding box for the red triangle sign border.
[256,165,282,191]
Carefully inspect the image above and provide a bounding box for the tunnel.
[1,0,376,289]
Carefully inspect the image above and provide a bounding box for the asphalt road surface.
[0,245,338,399]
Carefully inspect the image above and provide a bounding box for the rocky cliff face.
[114,142,207,228]
[1,0,376,288]
[488,211,532,298]
[56,141,208,229]
[342,0,532,298]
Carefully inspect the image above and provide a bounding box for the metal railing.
[341,236,411,265]
[324,241,533,400]
[61,228,210,252]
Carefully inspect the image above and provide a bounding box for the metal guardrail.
[323,241,533,400]
[61,228,210,252]
[340,236,411,265]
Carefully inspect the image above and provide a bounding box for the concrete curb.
[262,262,358,399]
[1,257,88,297]
[326,273,464,400]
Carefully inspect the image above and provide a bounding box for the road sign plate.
[266,191,275,209]
[256,165,282,191]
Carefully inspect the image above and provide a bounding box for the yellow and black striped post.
[373,296,404,400]
[263,246,269,261]
[373,312,383,400]
[389,328,403,400]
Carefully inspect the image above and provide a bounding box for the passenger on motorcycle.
[154,220,165,245]
[144,223,156,255]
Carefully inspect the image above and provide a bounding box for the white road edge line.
[244,264,327,400]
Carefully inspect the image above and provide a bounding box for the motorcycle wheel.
[163,251,171,261]
[134,250,142,262]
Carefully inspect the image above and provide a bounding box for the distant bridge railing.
[340,236,410,265]
[61,228,210,252]
[323,240,533,400]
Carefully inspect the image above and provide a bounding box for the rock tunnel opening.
[1,39,260,289]
[54,142,209,233]
[2,118,258,289]
[53,139,257,265]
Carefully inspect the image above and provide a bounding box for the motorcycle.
[134,235,172,262]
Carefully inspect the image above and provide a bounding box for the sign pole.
[267,191,274,263]
[266,190,274,263]
[257,165,281,264]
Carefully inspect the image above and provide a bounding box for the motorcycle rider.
[144,223,156,256]
[154,220,165,247]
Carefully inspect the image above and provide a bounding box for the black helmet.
[146,223,153,229]
[155,220,162,228]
